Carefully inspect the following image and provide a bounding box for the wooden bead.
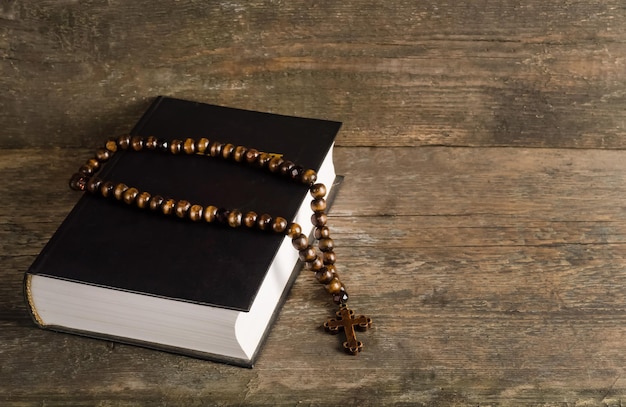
[257,213,273,231]
[323,251,337,265]
[292,233,309,250]
[117,135,131,150]
[95,148,111,162]
[315,267,335,284]
[222,143,235,159]
[244,148,259,164]
[310,183,327,199]
[332,289,349,305]
[210,142,224,157]
[196,138,210,154]
[299,246,316,262]
[268,156,284,172]
[286,223,302,238]
[319,237,334,252]
[289,165,304,180]
[183,138,196,154]
[113,183,129,200]
[105,138,118,152]
[306,255,324,271]
[216,208,230,224]
[311,213,327,227]
[145,136,158,149]
[233,146,247,162]
[272,216,288,233]
[227,209,243,227]
[136,191,151,209]
[325,277,343,294]
[279,160,295,176]
[301,169,317,185]
[314,226,330,240]
[69,173,88,191]
[122,187,139,204]
[100,181,115,198]
[243,211,258,228]
[149,195,165,211]
[170,139,183,154]
[311,198,327,212]
[130,136,143,151]
[86,177,102,194]
[204,205,218,222]
[188,204,204,221]
[175,200,192,218]
[257,152,272,167]
[161,198,176,215]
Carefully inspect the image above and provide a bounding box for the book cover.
[24,96,341,366]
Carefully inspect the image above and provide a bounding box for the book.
[24,96,341,367]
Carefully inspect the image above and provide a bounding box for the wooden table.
[2,1,626,405]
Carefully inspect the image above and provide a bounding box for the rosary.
[69,135,372,355]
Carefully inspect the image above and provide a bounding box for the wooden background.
[2,1,626,405]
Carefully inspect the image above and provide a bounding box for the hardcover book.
[24,96,341,367]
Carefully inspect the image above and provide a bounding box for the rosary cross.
[324,306,372,355]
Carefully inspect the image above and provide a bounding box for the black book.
[24,96,341,367]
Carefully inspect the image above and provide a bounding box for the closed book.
[24,96,341,367]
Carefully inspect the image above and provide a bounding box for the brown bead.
[113,183,129,200]
[325,277,343,294]
[86,177,102,194]
[117,135,131,150]
[310,183,327,199]
[145,136,158,149]
[286,223,302,238]
[299,246,316,262]
[243,211,258,228]
[306,255,324,271]
[315,267,335,284]
[136,191,151,209]
[215,208,230,224]
[170,139,183,154]
[161,198,176,215]
[289,165,304,180]
[244,148,259,164]
[268,156,284,172]
[188,204,204,221]
[100,181,115,198]
[130,136,144,151]
[301,169,317,185]
[204,205,218,222]
[175,200,192,218]
[69,173,88,191]
[183,138,196,154]
[196,138,210,154]
[122,187,139,204]
[222,143,235,159]
[272,216,288,233]
[86,158,100,171]
[332,289,349,305]
[105,138,118,152]
[149,195,165,211]
[78,164,95,177]
[291,233,309,250]
[314,226,330,240]
[227,210,243,227]
[257,152,272,168]
[279,160,295,176]
[311,213,327,227]
[318,237,334,252]
[323,251,337,265]
[95,148,111,162]
[209,142,224,157]
[311,198,327,212]
[233,145,247,162]
[257,213,273,231]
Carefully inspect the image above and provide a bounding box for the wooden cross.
[324,306,372,355]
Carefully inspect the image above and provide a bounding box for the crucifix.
[324,305,372,355]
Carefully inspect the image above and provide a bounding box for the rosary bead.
[257,152,272,168]
[78,164,95,177]
[299,246,317,262]
[309,183,327,199]
[222,143,235,160]
[122,187,139,204]
[244,148,260,164]
[196,138,210,154]
[286,222,302,238]
[86,177,102,194]
[232,146,247,162]
[188,204,204,221]
[117,135,131,150]
[311,213,327,227]
[175,200,192,218]
[149,195,165,211]
[113,183,129,200]
[136,191,151,209]
[145,136,158,150]
[310,198,327,213]
[306,255,324,271]
[227,209,243,227]
[279,160,295,177]
[268,156,284,173]
[69,173,88,191]
[314,226,330,240]
[289,165,304,180]
[95,148,112,162]
[100,181,115,198]
[257,213,273,231]
[325,277,343,294]
[130,136,144,151]
[105,138,118,153]
[204,205,218,223]
[315,267,335,284]
[215,207,230,224]
[209,142,224,157]
[291,233,309,250]
[332,289,349,305]
[323,251,337,265]
[170,139,183,154]
[301,169,317,185]
[161,198,176,215]
[183,138,196,154]
[243,211,258,228]
[272,216,288,233]
[318,237,334,252]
